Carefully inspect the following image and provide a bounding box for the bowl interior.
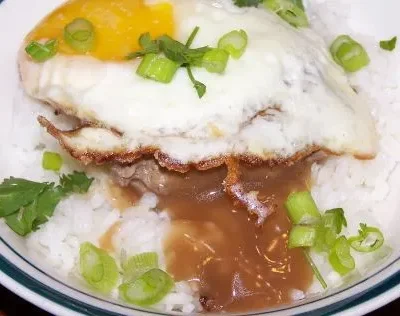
[1,0,400,315]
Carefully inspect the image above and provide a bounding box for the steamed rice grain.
[3,0,400,313]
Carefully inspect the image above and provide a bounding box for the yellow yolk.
[27,0,175,60]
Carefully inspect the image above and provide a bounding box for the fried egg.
[19,0,377,170]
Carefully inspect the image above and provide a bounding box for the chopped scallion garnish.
[314,208,347,252]
[123,252,159,282]
[218,30,248,59]
[348,224,384,253]
[323,208,347,234]
[128,26,249,97]
[42,151,63,172]
[263,0,309,28]
[290,0,305,11]
[328,236,355,276]
[285,191,321,225]
[25,39,58,62]
[379,36,397,52]
[202,48,229,74]
[64,18,96,53]
[80,242,119,293]
[314,225,336,253]
[119,268,174,306]
[136,53,179,83]
[330,35,370,72]
[288,225,317,248]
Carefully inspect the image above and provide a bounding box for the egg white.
[19,0,377,164]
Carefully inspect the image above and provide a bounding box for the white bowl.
[0,0,399,315]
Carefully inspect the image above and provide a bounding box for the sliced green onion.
[313,208,346,252]
[328,236,355,276]
[323,208,347,234]
[285,191,321,225]
[42,151,63,171]
[119,268,174,306]
[202,49,229,74]
[314,225,336,253]
[379,36,397,52]
[263,0,309,28]
[64,18,96,53]
[136,53,179,83]
[218,30,248,59]
[303,250,327,289]
[123,252,159,282]
[290,0,305,11]
[288,225,317,248]
[80,242,119,293]
[330,35,370,72]
[25,39,58,62]
[348,224,384,253]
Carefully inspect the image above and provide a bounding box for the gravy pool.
[160,161,313,312]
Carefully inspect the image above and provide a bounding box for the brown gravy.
[107,180,140,210]
[160,162,313,312]
[99,222,120,252]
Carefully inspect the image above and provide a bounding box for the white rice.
[2,0,400,314]
[25,178,199,313]
[5,86,201,313]
[305,0,400,293]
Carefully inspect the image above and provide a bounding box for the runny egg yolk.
[27,0,175,61]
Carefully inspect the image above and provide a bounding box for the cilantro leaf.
[33,184,64,230]
[380,36,397,51]
[4,184,64,236]
[185,26,200,48]
[126,27,210,98]
[184,46,212,66]
[126,33,160,59]
[60,171,94,194]
[233,0,263,7]
[182,27,208,98]
[186,66,206,98]
[157,35,211,66]
[1,171,94,236]
[5,201,38,236]
[139,33,157,50]
[157,35,188,64]
[0,178,48,217]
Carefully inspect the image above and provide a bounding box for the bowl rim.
[1,0,400,315]
[1,234,400,316]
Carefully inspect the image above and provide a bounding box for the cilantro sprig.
[126,33,160,59]
[127,27,209,98]
[127,26,249,98]
[126,29,210,65]
[0,171,94,236]
[60,171,94,194]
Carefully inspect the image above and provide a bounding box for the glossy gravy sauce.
[160,162,313,312]
[106,160,314,312]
